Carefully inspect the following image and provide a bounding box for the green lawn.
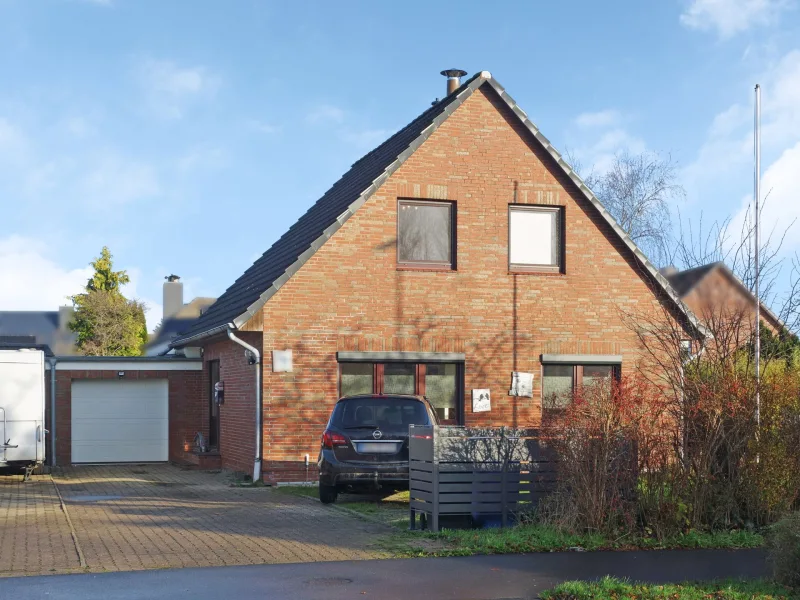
[541,577,794,600]
[273,484,318,499]
[386,524,764,558]
[274,485,765,557]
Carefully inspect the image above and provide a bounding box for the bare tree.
[566,149,684,267]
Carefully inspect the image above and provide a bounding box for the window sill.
[397,265,456,273]
[508,269,564,276]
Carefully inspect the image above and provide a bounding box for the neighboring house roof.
[172,71,704,347]
[662,263,718,296]
[145,297,216,356]
[0,311,77,355]
[0,335,54,357]
[664,261,784,330]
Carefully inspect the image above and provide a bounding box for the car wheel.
[319,484,338,504]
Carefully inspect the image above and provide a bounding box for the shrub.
[767,512,800,587]
[540,375,657,535]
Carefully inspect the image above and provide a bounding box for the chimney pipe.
[163,275,184,320]
[440,69,468,95]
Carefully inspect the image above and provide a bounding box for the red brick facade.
[200,333,262,475]
[45,365,203,466]
[196,85,692,482]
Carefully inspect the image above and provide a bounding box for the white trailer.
[0,349,46,478]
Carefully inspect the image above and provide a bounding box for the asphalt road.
[0,549,768,600]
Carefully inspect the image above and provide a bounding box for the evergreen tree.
[69,247,148,356]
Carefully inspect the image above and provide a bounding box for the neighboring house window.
[338,361,463,425]
[542,363,618,410]
[397,199,455,268]
[509,205,563,272]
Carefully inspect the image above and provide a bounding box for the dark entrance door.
[208,360,221,449]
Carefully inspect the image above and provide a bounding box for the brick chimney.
[163,275,184,320]
[58,305,74,332]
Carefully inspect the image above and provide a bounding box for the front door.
[208,360,220,449]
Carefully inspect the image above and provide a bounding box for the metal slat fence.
[409,426,557,532]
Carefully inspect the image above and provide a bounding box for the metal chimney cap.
[165,274,181,282]
[440,69,468,78]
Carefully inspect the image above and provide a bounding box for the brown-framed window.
[509,204,564,273]
[397,199,455,268]
[541,363,619,411]
[338,361,463,425]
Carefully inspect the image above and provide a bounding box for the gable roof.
[173,71,704,346]
[0,311,77,355]
[664,263,719,296]
[145,297,216,356]
[666,261,784,330]
[0,335,54,357]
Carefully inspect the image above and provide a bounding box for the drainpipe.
[226,327,262,483]
[47,357,57,467]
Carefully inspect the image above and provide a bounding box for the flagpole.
[754,84,761,431]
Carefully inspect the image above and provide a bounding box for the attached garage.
[71,379,169,463]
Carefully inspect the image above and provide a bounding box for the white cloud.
[305,104,345,125]
[136,58,220,119]
[682,47,800,288]
[177,144,227,172]
[684,49,800,197]
[680,0,791,38]
[0,236,163,332]
[63,116,93,138]
[729,141,800,253]
[573,109,621,129]
[81,155,161,206]
[565,110,646,175]
[247,119,280,134]
[0,118,30,163]
[340,128,394,150]
[0,236,92,310]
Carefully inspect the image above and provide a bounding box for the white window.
[509,205,562,271]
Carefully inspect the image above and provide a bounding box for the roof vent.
[440,69,467,95]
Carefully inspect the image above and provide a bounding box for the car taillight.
[321,430,348,449]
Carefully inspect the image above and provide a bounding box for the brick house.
[172,70,702,483]
[663,262,783,338]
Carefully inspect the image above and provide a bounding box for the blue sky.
[1,0,799,330]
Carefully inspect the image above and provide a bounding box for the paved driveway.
[0,465,390,577]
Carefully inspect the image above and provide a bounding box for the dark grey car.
[317,394,439,504]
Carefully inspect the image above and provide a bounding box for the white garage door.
[71,379,168,463]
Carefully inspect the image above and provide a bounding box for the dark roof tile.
[174,74,482,345]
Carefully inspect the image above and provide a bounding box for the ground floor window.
[542,363,619,411]
[338,361,463,425]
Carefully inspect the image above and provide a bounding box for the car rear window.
[333,397,431,433]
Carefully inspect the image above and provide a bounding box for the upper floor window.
[397,199,454,268]
[509,205,563,273]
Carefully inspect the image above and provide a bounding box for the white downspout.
[48,357,57,467]
[226,327,262,483]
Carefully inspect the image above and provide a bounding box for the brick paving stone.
[0,473,82,576]
[25,464,389,576]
